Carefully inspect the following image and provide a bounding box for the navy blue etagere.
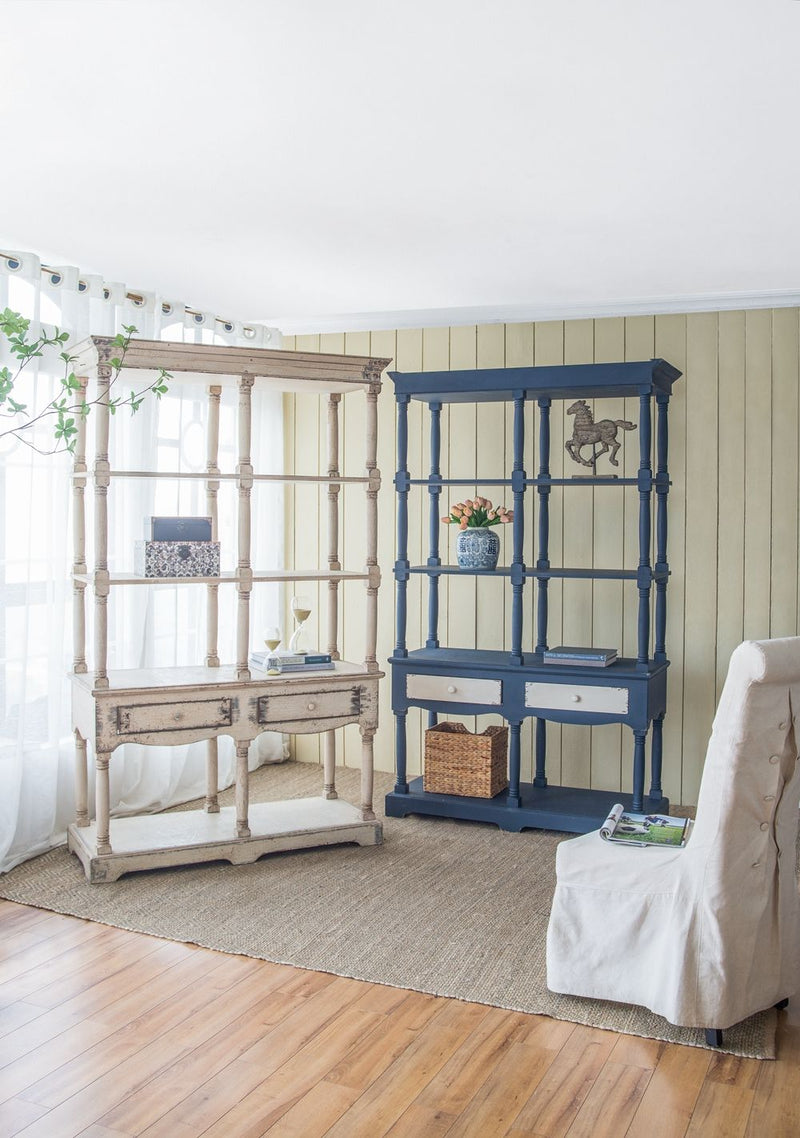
[385,359,683,834]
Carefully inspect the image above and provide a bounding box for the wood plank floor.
[0,899,797,1138]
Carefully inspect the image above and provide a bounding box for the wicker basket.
[423,721,508,798]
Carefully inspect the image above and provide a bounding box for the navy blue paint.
[387,361,680,836]
[390,359,682,403]
[632,730,648,812]
[508,722,522,806]
[394,711,408,794]
[395,395,410,657]
[534,718,547,787]
[637,394,652,665]
[655,393,670,662]
[511,395,525,664]
[650,714,664,800]
[536,398,551,653]
[427,403,442,648]
[385,778,670,835]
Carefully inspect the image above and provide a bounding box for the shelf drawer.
[525,682,629,715]
[406,674,502,706]
[116,697,233,735]
[258,687,361,725]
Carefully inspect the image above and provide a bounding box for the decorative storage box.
[423,722,508,798]
[149,516,213,542]
[134,540,221,578]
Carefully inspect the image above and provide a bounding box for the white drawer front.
[525,682,629,715]
[406,674,502,706]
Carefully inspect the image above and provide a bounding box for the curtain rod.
[0,251,262,337]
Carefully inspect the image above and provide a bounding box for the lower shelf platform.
[68,797,383,883]
[385,777,669,835]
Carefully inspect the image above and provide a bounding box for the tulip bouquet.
[441,498,514,530]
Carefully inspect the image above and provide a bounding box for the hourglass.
[288,595,312,655]
[263,625,282,673]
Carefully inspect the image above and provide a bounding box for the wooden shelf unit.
[68,337,390,882]
[385,359,682,834]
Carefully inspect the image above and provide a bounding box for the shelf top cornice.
[72,337,391,393]
[389,359,682,403]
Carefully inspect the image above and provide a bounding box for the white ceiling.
[3,0,800,333]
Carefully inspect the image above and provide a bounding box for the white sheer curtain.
[0,251,286,872]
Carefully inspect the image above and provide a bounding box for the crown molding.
[271,290,800,337]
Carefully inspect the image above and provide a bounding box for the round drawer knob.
[307,702,316,711]
[447,685,457,694]
[570,694,581,703]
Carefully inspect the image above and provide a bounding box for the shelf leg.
[534,718,548,787]
[206,384,222,667]
[508,721,522,807]
[360,725,376,820]
[74,729,89,827]
[650,715,664,802]
[235,740,251,838]
[394,711,409,794]
[427,711,438,729]
[323,729,338,799]
[96,751,112,855]
[632,729,647,812]
[205,737,220,813]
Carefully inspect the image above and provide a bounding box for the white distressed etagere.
[68,337,389,882]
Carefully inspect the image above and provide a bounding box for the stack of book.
[249,650,335,674]
[541,645,618,668]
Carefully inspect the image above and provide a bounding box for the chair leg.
[705,1028,724,1047]
[775,998,789,1010]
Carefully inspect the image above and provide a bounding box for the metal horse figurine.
[565,399,636,469]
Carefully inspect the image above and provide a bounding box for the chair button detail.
[752,861,762,868]
[769,755,780,764]
[760,822,769,831]
[764,794,775,801]
[779,721,788,730]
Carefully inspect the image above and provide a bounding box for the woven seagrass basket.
[423,721,508,798]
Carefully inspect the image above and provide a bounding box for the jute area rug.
[0,762,776,1059]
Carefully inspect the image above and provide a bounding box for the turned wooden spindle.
[236,375,254,679]
[72,375,89,675]
[93,364,112,689]
[365,385,381,672]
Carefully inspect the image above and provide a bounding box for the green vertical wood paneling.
[770,309,799,637]
[284,309,800,808]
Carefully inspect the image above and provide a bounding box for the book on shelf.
[249,650,332,666]
[600,803,692,848]
[542,645,617,667]
[249,655,335,674]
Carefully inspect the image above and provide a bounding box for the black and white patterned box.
[134,540,221,578]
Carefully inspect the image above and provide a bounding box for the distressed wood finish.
[70,339,390,882]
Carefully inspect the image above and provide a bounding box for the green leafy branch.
[0,310,172,454]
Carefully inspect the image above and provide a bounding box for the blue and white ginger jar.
[456,527,500,571]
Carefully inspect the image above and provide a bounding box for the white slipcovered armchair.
[547,637,800,1046]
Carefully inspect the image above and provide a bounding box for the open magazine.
[600,804,692,848]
